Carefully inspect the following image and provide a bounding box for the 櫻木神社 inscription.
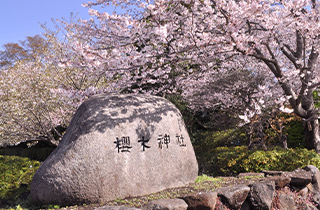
[114,133,186,153]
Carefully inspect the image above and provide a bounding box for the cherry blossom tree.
[0,59,69,146]
[0,36,66,146]
[50,0,320,152]
[216,0,320,152]
[0,34,103,146]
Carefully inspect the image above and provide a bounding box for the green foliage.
[201,146,320,176]
[195,128,247,149]
[200,146,250,176]
[193,129,248,175]
[166,94,199,135]
[285,119,305,148]
[0,155,40,201]
[195,174,222,183]
[0,147,55,161]
[242,147,320,172]
[313,90,320,108]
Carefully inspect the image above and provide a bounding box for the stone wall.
[97,165,320,210]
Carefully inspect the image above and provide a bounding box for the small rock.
[248,181,275,210]
[283,168,312,187]
[304,165,320,194]
[142,199,188,210]
[311,192,320,208]
[265,176,291,189]
[182,191,217,210]
[296,186,309,198]
[277,191,297,210]
[216,185,250,210]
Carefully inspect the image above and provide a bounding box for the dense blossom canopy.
[55,0,320,122]
[3,0,320,147]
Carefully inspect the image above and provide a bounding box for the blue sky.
[0,1,100,49]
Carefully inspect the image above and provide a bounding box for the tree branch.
[251,47,282,78]
[308,46,319,69]
[281,46,299,68]
[295,30,303,59]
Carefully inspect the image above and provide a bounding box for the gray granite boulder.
[30,94,198,206]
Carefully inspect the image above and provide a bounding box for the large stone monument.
[30,94,198,206]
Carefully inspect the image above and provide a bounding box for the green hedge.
[200,146,320,176]
[0,155,41,201]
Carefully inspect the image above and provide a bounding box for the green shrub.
[242,148,320,172]
[285,120,305,148]
[195,129,247,149]
[200,146,320,176]
[0,155,40,201]
[199,146,250,176]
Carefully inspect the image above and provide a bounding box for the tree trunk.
[304,119,320,153]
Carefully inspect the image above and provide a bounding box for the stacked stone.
[137,165,320,210]
[97,165,320,210]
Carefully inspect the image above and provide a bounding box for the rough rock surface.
[182,192,217,210]
[265,176,291,189]
[86,166,320,210]
[216,185,250,210]
[312,192,320,209]
[248,181,275,210]
[283,168,312,187]
[30,94,198,206]
[277,192,297,210]
[142,199,188,210]
[304,165,320,193]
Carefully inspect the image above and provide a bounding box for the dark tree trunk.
[279,125,288,149]
[304,119,320,153]
[246,30,320,152]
